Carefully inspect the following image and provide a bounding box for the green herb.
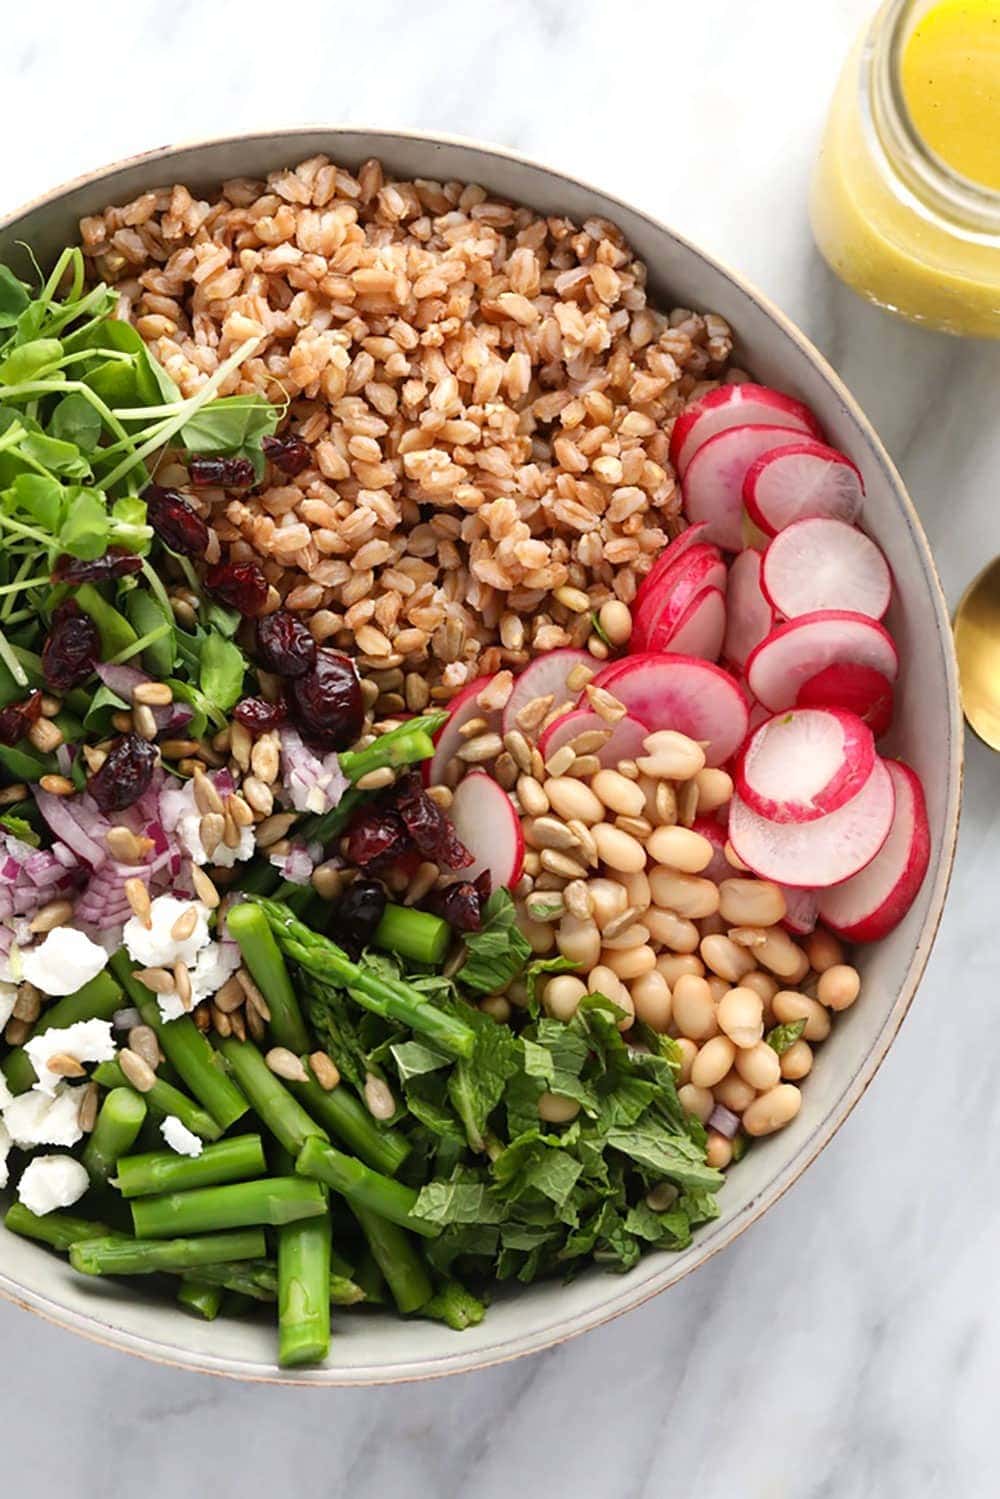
[198,632,246,713]
[765,1019,806,1055]
[457,890,532,995]
[0,812,39,845]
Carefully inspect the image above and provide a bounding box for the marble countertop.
[2,1,998,1494]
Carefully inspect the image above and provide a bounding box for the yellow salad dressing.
[811,0,1000,336]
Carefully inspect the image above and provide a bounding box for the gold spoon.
[954,554,1000,748]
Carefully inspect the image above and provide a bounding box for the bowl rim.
[0,124,964,1386]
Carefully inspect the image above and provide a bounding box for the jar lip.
[869,0,1000,234]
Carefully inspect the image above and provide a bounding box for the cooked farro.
[81,156,738,703]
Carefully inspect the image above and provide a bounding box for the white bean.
[542,975,588,1022]
[602,944,657,981]
[716,987,764,1048]
[674,1037,698,1085]
[718,878,786,927]
[780,1038,814,1080]
[591,769,646,817]
[656,953,705,986]
[724,840,751,872]
[538,1092,581,1124]
[735,1040,782,1091]
[649,868,720,919]
[695,767,733,814]
[735,926,809,982]
[601,921,650,952]
[637,730,706,780]
[806,927,845,974]
[691,1035,736,1088]
[619,869,651,912]
[706,975,729,1003]
[701,934,756,983]
[646,825,714,873]
[545,776,604,825]
[588,877,629,928]
[587,965,636,1029]
[630,970,672,1031]
[706,1131,733,1169]
[556,914,602,968]
[772,990,831,1042]
[592,822,647,873]
[817,964,861,1011]
[743,1084,802,1136]
[740,969,779,1002]
[518,910,556,954]
[671,974,719,1040]
[678,1082,714,1123]
[646,906,700,953]
[713,1069,756,1113]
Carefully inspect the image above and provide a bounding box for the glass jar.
[811,0,1000,337]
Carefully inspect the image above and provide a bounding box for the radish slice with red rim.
[669,383,823,478]
[746,611,899,713]
[761,517,892,621]
[683,425,807,551]
[743,439,864,535]
[589,654,749,767]
[501,648,593,737]
[647,586,726,661]
[735,708,876,823]
[538,708,649,767]
[817,760,930,941]
[632,544,727,650]
[722,548,775,671]
[795,662,895,738]
[447,769,525,889]
[634,522,711,609]
[781,886,819,935]
[424,674,500,786]
[728,757,895,888]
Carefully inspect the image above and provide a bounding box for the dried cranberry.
[394,772,473,871]
[256,611,316,678]
[52,547,143,585]
[42,601,99,693]
[86,733,158,812]
[262,433,311,476]
[0,690,43,748]
[232,696,288,734]
[290,649,364,751]
[345,806,410,871]
[144,485,209,559]
[425,871,491,932]
[329,879,387,957]
[205,560,269,618]
[188,456,255,488]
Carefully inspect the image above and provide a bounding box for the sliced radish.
[634,522,711,609]
[589,655,749,767]
[648,586,726,661]
[795,662,895,738]
[447,770,524,889]
[424,675,500,786]
[722,549,775,671]
[817,761,930,941]
[669,384,822,479]
[746,611,899,713]
[632,543,727,651]
[691,816,731,884]
[728,757,895,889]
[761,518,892,622]
[743,439,864,536]
[683,425,806,551]
[501,648,593,737]
[735,708,876,823]
[538,708,649,768]
[781,886,819,935]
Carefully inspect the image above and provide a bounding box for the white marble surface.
[2,0,998,1493]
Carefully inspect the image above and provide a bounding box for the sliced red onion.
[269,840,318,885]
[95,661,149,700]
[1,855,19,880]
[34,790,109,869]
[279,727,348,814]
[707,1103,741,1139]
[55,743,73,776]
[113,1007,143,1031]
[51,841,77,868]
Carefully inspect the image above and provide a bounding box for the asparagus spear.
[212,1037,327,1156]
[70,1229,267,1277]
[178,1260,365,1306]
[131,1177,327,1239]
[295,1135,436,1238]
[272,1144,331,1368]
[225,902,310,1054]
[177,1280,223,1320]
[421,1279,486,1330]
[4,1204,123,1252]
[337,721,441,783]
[114,1134,267,1199]
[92,1060,221,1142]
[2,972,122,1094]
[254,900,475,1059]
[351,1203,433,1315]
[82,1087,147,1185]
[373,903,450,966]
[287,1059,410,1177]
[109,951,249,1131]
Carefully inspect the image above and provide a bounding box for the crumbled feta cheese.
[155,939,242,1023]
[0,1073,13,1111]
[17,1154,89,1216]
[24,1019,116,1097]
[21,928,109,997]
[123,896,211,970]
[3,1085,83,1148]
[161,778,254,868]
[160,1115,204,1157]
[0,1119,10,1190]
[0,981,17,1031]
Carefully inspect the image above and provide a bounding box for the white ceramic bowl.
[0,129,962,1384]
